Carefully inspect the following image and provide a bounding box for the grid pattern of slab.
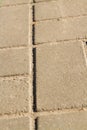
[0,0,87,130]
[0,0,32,130]
[33,0,87,129]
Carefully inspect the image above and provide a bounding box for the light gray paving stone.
[37,111,87,130]
[36,41,87,111]
[0,5,29,47]
[0,0,29,6]
[35,16,87,44]
[0,77,29,114]
[35,0,87,21]
[0,48,29,76]
[0,117,30,130]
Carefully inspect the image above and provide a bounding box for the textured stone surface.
[0,0,31,130]
[37,111,87,130]
[0,0,87,129]
[0,0,29,6]
[36,41,87,111]
[0,5,29,47]
[35,16,87,44]
[0,117,30,130]
[0,77,29,114]
[35,0,87,21]
[0,48,29,76]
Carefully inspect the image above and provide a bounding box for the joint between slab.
[32,38,87,47]
[33,13,87,24]
[0,2,30,8]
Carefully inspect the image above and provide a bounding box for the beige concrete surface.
[0,0,87,129]
[37,111,87,130]
[0,5,29,48]
[35,16,87,44]
[0,1,32,130]
[0,48,29,76]
[0,77,29,114]
[35,0,87,21]
[36,41,87,111]
[0,117,30,130]
[0,0,29,6]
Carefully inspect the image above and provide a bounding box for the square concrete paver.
[0,48,29,76]
[36,41,87,111]
[0,77,29,114]
[0,5,29,48]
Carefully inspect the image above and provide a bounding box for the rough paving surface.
[37,111,87,130]
[0,5,29,47]
[0,77,29,114]
[0,1,32,130]
[0,117,30,130]
[0,0,87,130]
[35,17,87,44]
[0,0,30,6]
[35,0,87,21]
[36,41,87,111]
[0,48,29,76]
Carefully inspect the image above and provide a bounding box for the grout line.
[0,2,29,8]
[33,48,37,112]
[28,2,33,115]
[0,74,30,79]
[0,39,86,52]
[34,107,87,118]
[32,2,38,130]
[0,75,31,81]
[33,0,59,4]
[28,3,33,130]
[32,1,37,113]
[0,107,87,119]
[33,14,87,23]
[0,73,29,78]
[35,118,38,130]
[32,5,35,23]
[32,38,87,48]
[0,45,28,50]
